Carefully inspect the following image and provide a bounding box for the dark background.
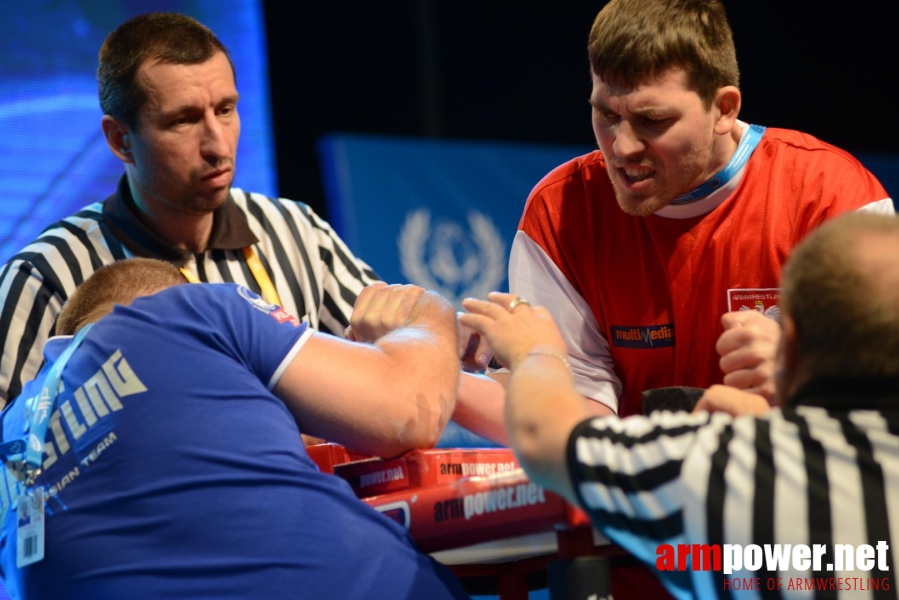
[265,1,895,218]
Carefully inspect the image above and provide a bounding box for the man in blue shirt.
[0,258,466,599]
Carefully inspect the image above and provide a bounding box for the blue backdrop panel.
[319,133,592,309]
[0,0,277,263]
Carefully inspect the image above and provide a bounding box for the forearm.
[453,372,510,446]
[505,354,591,504]
[375,292,460,450]
[453,370,611,447]
[280,290,460,458]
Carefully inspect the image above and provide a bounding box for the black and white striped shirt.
[567,378,899,599]
[0,176,378,405]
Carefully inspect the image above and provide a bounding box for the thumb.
[721,310,753,330]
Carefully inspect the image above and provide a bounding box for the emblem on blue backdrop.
[398,209,506,308]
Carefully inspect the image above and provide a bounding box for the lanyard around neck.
[0,323,95,481]
[670,124,765,205]
[179,246,282,306]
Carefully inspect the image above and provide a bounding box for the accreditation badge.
[16,487,45,567]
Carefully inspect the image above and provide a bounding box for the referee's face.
[125,51,240,217]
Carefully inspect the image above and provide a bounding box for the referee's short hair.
[57,258,185,336]
[781,212,899,379]
[98,12,233,130]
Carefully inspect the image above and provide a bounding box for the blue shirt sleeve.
[124,283,311,389]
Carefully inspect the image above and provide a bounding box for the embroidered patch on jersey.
[610,324,675,349]
[727,288,781,321]
[270,307,300,327]
[236,285,299,326]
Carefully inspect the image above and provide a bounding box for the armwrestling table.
[307,444,616,599]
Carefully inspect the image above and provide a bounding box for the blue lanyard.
[671,124,765,205]
[0,323,95,480]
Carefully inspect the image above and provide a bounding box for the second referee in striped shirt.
[462,212,899,599]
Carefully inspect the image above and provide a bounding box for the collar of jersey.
[102,175,259,266]
[41,335,74,364]
[653,121,759,220]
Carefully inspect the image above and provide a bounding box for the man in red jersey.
[456,0,892,441]
[502,0,892,421]
[453,0,893,596]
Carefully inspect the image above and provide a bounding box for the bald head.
[851,231,899,300]
[779,212,899,392]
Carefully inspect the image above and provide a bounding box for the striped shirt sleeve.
[0,204,120,406]
[0,258,63,406]
[570,405,899,598]
[566,411,712,563]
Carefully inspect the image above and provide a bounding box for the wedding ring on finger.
[508,296,531,312]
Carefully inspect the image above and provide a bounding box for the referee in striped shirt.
[462,212,899,599]
[0,13,378,406]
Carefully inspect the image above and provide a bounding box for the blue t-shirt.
[0,283,467,600]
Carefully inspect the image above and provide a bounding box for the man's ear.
[712,86,741,135]
[775,314,800,405]
[780,315,798,373]
[101,115,134,164]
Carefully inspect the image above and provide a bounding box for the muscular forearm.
[375,291,460,450]
[281,289,461,458]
